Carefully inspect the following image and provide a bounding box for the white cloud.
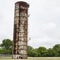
[0,0,60,48]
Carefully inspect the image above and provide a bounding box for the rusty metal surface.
[15,1,29,8]
[13,1,29,59]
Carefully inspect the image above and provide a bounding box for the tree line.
[0,39,60,57]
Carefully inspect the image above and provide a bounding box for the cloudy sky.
[0,0,60,48]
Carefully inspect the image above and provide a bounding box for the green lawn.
[0,57,60,60]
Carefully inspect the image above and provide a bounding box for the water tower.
[13,1,29,59]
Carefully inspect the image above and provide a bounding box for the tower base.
[12,55,27,59]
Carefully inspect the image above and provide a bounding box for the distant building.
[13,1,29,59]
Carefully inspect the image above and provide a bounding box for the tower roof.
[15,1,29,8]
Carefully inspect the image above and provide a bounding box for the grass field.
[0,57,60,60]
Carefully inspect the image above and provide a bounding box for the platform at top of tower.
[15,1,29,8]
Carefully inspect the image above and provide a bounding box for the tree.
[0,39,12,49]
[53,44,60,56]
[0,39,12,54]
[28,46,34,56]
[28,46,38,57]
[37,47,47,57]
[47,48,56,57]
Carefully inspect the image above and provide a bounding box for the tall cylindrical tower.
[13,1,29,59]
